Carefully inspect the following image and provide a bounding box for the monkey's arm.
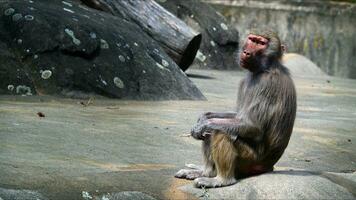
[197,112,237,123]
[191,118,262,141]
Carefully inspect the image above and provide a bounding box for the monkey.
[175,30,297,188]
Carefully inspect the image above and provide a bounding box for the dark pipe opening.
[179,33,202,72]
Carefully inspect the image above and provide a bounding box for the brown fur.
[175,31,296,188]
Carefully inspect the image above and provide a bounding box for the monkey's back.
[237,65,297,167]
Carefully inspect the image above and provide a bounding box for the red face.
[240,34,269,69]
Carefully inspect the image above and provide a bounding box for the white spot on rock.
[34,54,38,59]
[12,13,23,21]
[17,39,23,44]
[62,1,73,7]
[63,8,74,14]
[89,32,96,39]
[82,191,92,200]
[24,15,34,21]
[134,42,139,46]
[101,195,110,200]
[16,85,32,95]
[156,63,170,72]
[195,50,206,62]
[100,39,109,49]
[162,59,169,67]
[79,5,90,11]
[142,70,146,74]
[156,63,164,70]
[210,40,216,47]
[118,55,125,62]
[220,23,228,30]
[4,8,15,16]
[65,28,81,45]
[113,77,124,89]
[7,84,14,91]
[101,79,107,86]
[212,27,217,31]
[41,70,52,79]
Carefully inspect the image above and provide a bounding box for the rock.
[282,53,326,77]
[179,169,356,199]
[95,191,157,200]
[81,0,202,72]
[159,0,239,70]
[0,188,48,200]
[0,0,205,100]
[210,0,356,79]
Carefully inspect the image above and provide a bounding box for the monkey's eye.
[259,41,266,45]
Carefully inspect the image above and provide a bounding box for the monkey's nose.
[243,50,251,57]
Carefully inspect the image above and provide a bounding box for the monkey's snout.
[242,50,251,57]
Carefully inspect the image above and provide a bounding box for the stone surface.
[209,0,356,79]
[160,0,239,70]
[282,53,326,77]
[0,69,355,200]
[180,169,356,199]
[0,188,47,200]
[94,191,157,200]
[0,0,204,100]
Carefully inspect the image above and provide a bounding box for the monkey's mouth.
[239,59,248,69]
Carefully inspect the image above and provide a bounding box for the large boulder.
[159,0,240,70]
[0,0,205,100]
[282,53,326,77]
[179,169,356,199]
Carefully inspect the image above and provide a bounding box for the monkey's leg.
[175,137,216,180]
[194,133,237,188]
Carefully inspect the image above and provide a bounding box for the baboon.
[175,30,297,188]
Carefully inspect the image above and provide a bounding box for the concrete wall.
[208,0,356,79]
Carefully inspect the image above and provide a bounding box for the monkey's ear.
[281,45,286,53]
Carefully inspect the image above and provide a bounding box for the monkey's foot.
[194,176,237,188]
[175,169,203,180]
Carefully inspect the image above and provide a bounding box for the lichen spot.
[4,8,15,16]
[34,54,38,59]
[16,85,32,95]
[90,32,97,39]
[41,70,52,79]
[113,77,124,89]
[63,8,75,14]
[24,15,34,21]
[100,39,109,49]
[65,28,81,45]
[12,13,23,21]
[118,55,125,62]
[17,39,23,44]
[156,62,164,70]
[162,59,169,67]
[62,1,73,7]
[134,42,139,46]
[212,27,217,31]
[196,50,206,62]
[210,40,216,47]
[220,23,228,30]
[7,84,14,91]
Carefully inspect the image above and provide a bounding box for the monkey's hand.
[191,121,212,140]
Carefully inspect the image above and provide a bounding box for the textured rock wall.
[208,0,356,79]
